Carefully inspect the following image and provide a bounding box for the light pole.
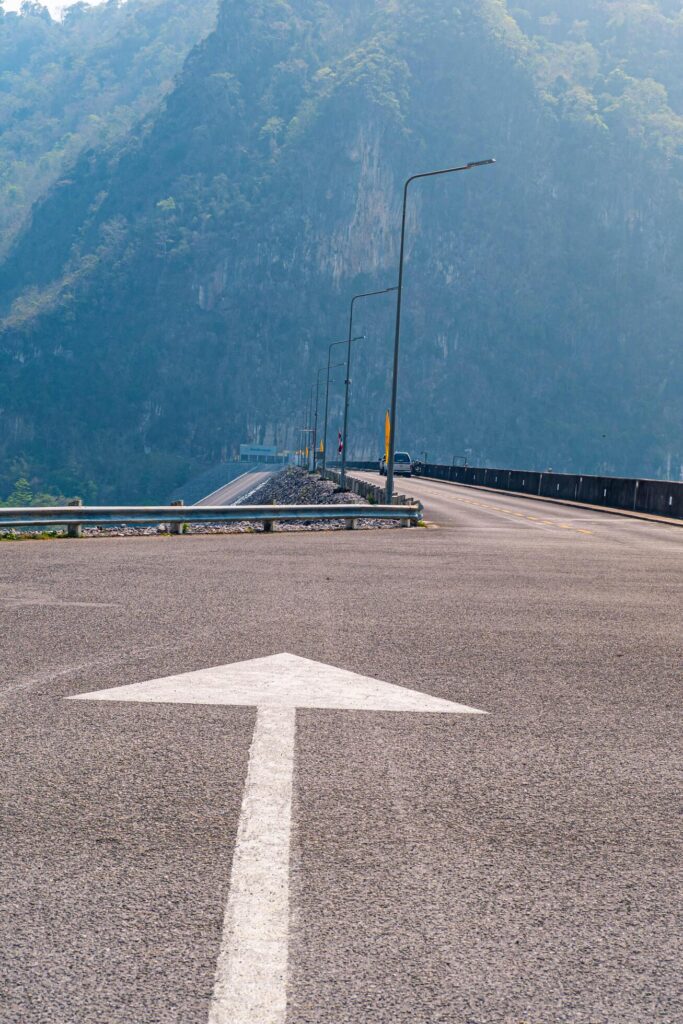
[385,158,495,503]
[298,398,309,468]
[340,287,398,491]
[322,340,348,474]
[306,383,315,471]
[312,366,328,472]
[323,337,364,474]
[321,357,346,473]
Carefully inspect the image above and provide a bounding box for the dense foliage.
[0,0,218,252]
[0,0,681,501]
[512,0,683,165]
[0,475,72,506]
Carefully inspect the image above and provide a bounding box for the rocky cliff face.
[1,0,681,501]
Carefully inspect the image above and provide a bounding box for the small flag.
[338,431,343,454]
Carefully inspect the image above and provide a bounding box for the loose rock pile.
[237,467,399,531]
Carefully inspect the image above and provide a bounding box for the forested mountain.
[1,0,681,502]
[0,0,219,252]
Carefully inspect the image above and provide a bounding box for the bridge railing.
[413,463,683,520]
[0,501,422,536]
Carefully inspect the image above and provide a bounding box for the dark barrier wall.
[417,464,683,520]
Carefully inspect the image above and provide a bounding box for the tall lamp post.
[298,396,310,468]
[322,337,364,474]
[340,287,398,491]
[385,159,495,503]
[312,366,328,472]
[321,357,347,473]
[299,414,311,468]
[306,383,315,471]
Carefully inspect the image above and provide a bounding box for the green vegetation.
[508,1,683,164]
[0,476,72,506]
[0,0,681,502]
[0,530,64,541]
[0,0,218,253]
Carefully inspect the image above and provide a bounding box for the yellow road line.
[452,497,592,535]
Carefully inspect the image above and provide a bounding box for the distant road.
[193,467,276,506]
[1,466,680,1023]
[353,467,683,540]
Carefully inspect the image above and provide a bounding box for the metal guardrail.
[417,463,683,520]
[0,502,422,534]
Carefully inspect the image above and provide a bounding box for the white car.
[379,452,413,476]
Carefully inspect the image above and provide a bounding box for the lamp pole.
[321,357,347,473]
[299,398,309,468]
[340,287,398,491]
[307,383,315,471]
[312,367,328,472]
[385,158,495,503]
[322,339,347,474]
[323,336,364,475]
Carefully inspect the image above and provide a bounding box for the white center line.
[208,706,295,1024]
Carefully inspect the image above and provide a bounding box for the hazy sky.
[4,0,108,14]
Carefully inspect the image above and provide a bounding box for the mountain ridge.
[1,0,681,501]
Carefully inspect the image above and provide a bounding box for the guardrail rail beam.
[0,502,422,534]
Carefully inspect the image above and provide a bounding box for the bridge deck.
[1,480,680,1023]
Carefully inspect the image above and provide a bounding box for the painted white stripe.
[208,706,295,1024]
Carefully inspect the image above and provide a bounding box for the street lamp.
[321,360,346,472]
[300,415,315,467]
[340,287,398,490]
[306,383,315,471]
[297,397,309,468]
[385,158,495,503]
[322,336,364,474]
[312,366,330,472]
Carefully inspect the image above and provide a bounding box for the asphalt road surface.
[1,472,681,1023]
[193,468,276,506]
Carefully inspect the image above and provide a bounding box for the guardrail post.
[263,500,276,533]
[67,499,83,538]
[170,499,184,535]
[345,518,356,530]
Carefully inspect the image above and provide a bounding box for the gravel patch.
[239,467,400,531]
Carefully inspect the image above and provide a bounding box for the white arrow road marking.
[69,651,484,713]
[69,653,486,1023]
[209,706,294,1024]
